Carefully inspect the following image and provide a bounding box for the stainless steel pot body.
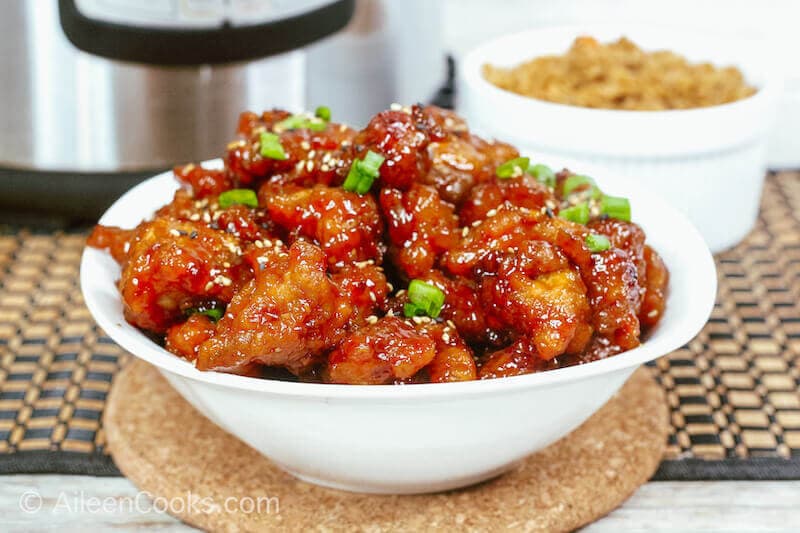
[0,0,305,173]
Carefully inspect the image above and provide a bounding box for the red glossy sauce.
[87,105,669,384]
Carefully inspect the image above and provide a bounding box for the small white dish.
[459,24,781,253]
[81,160,716,494]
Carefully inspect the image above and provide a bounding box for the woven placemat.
[0,172,798,479]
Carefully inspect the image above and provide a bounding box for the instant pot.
[0,0,444,222]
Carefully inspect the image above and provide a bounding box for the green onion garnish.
[405,280,446,318]
[275,113,327,132]
[585,233,611,252]
[259,131,288,160]
[187,307,224,322]
[314,106,331,122]
[563,174,599,197]
[529,163,556,188]
[600,195,631,222]
[496,157,530,179]
[343,150,385,194]
[218,189,258,209]
[559,202,590,224]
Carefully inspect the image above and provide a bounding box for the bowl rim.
[460,22,781,119]
[80,160,717,400]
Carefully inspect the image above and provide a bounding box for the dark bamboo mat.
[0,172,798,480]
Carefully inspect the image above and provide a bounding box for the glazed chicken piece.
[155,188,278,245]
[459,174,556,227]
[260,184,384,267]
[352,105,448,191]
[478,339,556,380]
[196,240,365,375]
[530,218,642,354]
[639,245,669,329]
[173,163,232,199]
[226,110,356,188]
[88,218,248,334]
[414,321,477,383]
[380,184,460,279]
[324,316,437,385]
[330,264,390,325]
[442,207,546,278]
[481,240,594,360]
[588,218,647,311]
[421,106,519,205]
[165,313,217,361]
[388,270,501,348]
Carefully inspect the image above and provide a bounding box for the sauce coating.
[88,105,668,384]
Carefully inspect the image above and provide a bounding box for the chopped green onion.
[600,195,631,222]
[259,131,288,160]
[403,302,424,318]
[529,163,556,188]
[406,280,445,318]
[563,174,599,198]
[218,189,258,209]
[343,150,385,195]
[496,157,530,179]
[275,113,327,132]
[187,307,224,322]
[559,202,590,224]
[314,106,331,122]
[585,233,611,253]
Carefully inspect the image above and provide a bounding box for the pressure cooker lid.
[58,0,355,65]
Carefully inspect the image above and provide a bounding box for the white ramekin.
[459,24,782,253]
[81,160,715,495]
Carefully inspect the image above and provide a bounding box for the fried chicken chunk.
[482,240,593,360]
[196,240,358,374]
[380,184,460,278]
[89,218,246,334]
[324,316,437,385]
[261,184,384,267]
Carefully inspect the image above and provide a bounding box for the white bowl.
[459,24,782,253]
[81,162,716,494]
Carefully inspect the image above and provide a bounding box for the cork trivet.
[105,360,667,532]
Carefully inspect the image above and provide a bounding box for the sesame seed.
[223,261,231,268]
[204,281,214,291]
[396,289,407,297]
[215,275,232,287]
[182,163,196,173]
[442,333,451,343]
[647,309,659,318]
[320,164,330,172]
[189,213,201,221]
[132,278,139,286]
[390,103,403,110]
[471,220,481,227]
[300,141,311,150]
[339,124,347,132]
[367,315,378,324]
[254,240,263,248]
[169,229,181,237]
[306,160,315,172]
[308,150,316,158]
[263,239,273,248]
[202,212,211,223]
[322,152,332,163]
[386,309,395,317]
[387,283,394,291]
[123,242,130,253]
[369,292,376,302]
[486,209,498,218]
[227,140,245,150]
[446,320,456,329]
[461,227,469,237]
